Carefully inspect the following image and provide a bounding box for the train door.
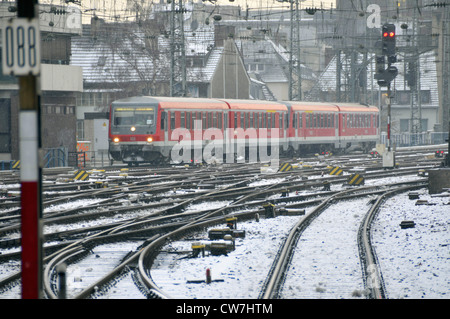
[160,109,168,142]
[168,111,177,141]
[335,113,339,147]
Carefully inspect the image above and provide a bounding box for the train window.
[169,112,175,130]
[279,113,283,129]
[255,113,259,129]
[180,112,185,129]
[186,112,191,130]
[247,112,250,129]
[193,112,198,129]
[293,113,297,129]
[161,111,167,131]
[234,113,238,129]
[202,112,207,129]
[299,113,302,128]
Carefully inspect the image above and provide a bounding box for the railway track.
[0,145,445,298]
[259,181,427,299]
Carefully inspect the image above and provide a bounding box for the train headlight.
[147,137,153,143]
[113,137,120,143]
[131,126,136,132]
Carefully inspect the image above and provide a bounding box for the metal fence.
[380,131,448,147]
[68,150,110,168]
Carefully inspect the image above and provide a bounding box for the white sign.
[2,18,41,76]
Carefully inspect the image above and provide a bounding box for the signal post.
[375,23,398,168]
[2,0,43,298]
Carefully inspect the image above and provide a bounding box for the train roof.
[284,101,339,112]
[112,96,229,110]
[220,99,287,111]
[332,103,379,112]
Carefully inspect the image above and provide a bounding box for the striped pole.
[18,0,43,299]
[19,103,42,299]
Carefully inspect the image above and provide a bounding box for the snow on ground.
[372,188,449,299]
[280,198,368,299]
[150,215,300,299]
[0,174,448,299]
[150,176,448,299]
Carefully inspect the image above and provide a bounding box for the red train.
[108,96,379,166]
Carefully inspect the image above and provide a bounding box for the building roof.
[70,23,221,85]
[307,49,439,108]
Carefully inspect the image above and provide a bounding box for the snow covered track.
[261,181,427,299]
[0,145,446,299]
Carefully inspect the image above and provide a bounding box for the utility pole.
[1,0,43,298]
[169,0,187,97]
[408,8,422,145]
[288,0,302,101]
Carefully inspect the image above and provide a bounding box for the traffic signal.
[382,24,396,57]
[375,56,385,74]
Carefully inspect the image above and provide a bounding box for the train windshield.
[113,106,155,127]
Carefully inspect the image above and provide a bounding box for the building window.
[77,120,84,140]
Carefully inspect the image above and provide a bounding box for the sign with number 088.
[2,18,41,76]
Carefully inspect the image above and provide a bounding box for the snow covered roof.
[70,23,220,85]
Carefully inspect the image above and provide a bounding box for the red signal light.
[383,32,388,37]
[389,31,395,37]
